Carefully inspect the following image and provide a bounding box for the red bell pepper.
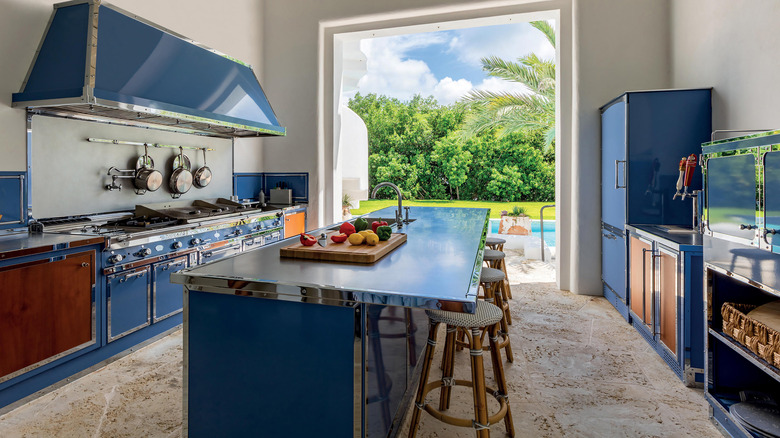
[371,218,388,233]
[330,233,348,243]
[339,222,356,236]
[299,233,317,246]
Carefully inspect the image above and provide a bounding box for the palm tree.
[460,21,556,149]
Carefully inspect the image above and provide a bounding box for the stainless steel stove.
[40,198,284,269]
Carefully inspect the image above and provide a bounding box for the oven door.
[199,241,242,264]
[106,266,151,342]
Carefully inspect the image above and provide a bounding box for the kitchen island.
[171,206,489,438]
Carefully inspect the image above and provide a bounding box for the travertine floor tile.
[0,255,721,437]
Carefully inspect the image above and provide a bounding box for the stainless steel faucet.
[371,182,404,229]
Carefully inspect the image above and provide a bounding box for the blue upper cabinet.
[600,89,712,230]
[601,100,627,229]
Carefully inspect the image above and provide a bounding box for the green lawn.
[349,199,556,220]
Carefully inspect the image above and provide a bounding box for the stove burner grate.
[107,216,180,229]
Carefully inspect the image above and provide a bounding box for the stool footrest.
[417,379,509,429]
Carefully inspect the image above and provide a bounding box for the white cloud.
[475,77,531,96]
[356,37,439,102]
[448,22,555,67]
[432,77,473,104]
[351,21,554,105]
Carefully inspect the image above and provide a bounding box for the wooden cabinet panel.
[629,236,651,323]
[658,251,678,353]
[284,211,306,238]
[0,251,95,378]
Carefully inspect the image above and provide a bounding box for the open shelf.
[709,328,780,383]
[704,392,758,438]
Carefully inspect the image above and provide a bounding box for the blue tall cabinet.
[600,89,712,322]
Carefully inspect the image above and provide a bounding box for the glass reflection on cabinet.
[706,154,757,240]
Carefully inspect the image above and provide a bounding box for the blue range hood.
[13,0,285,138]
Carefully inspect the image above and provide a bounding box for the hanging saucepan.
[193,148,212,188]
[169,147,193,198]
[134,145,163,193]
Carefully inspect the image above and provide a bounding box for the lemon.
[365,233,379,246]
[348,233,365,245]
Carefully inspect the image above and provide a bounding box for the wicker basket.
[722,302,780,368]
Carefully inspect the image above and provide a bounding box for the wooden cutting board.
[280,231,407,264]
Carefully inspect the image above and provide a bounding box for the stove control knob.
[135,248,152,257]
[190,238,202,246]
[233,229,242,236]
[108,254,124,264]
[171,241,183,250]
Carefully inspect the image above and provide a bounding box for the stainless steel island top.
[172,206,489,312]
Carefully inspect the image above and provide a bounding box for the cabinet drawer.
[107,266,151,342]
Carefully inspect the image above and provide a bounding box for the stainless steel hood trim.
[27,108,232,139]
[16,99,283,138]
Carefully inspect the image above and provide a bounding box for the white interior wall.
[261,0,673,294]
[671,0,780,132]
[0,0,266,178]
[570,0,671,293]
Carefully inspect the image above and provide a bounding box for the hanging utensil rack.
[87,137,215,152]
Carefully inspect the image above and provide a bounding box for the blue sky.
[353,21,555,105]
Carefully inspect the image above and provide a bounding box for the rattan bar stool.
[485,236,505,251]
[483,250,512,321]
[454,268,513,364]
[408,301,514,438]
[476,267,513,362]
[484,239,511,300]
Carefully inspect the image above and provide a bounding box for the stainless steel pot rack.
[87,137,215,152]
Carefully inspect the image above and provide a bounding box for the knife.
[317,233,328,247]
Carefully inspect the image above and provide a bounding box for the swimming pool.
[489,219,556,248]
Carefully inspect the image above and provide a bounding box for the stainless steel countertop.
[626,224,703,251]
[0,231,105,262]
[172,206,489,312]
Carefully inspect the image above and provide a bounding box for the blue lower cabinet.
[107,266,151,341]
[626,227,704,385]
[602,225,628,321]
[153,257,187,322]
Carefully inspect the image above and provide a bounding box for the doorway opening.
[333,12,560,278]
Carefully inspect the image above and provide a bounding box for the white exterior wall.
[339,106,369,201]
[671,0,780,131]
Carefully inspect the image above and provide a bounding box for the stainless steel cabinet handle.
[119,271,146,283]
[244,240,255,246]
[615,160,627,189]
[162,261,184,271]
[201,251,213,258]
[602,232,617,240]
